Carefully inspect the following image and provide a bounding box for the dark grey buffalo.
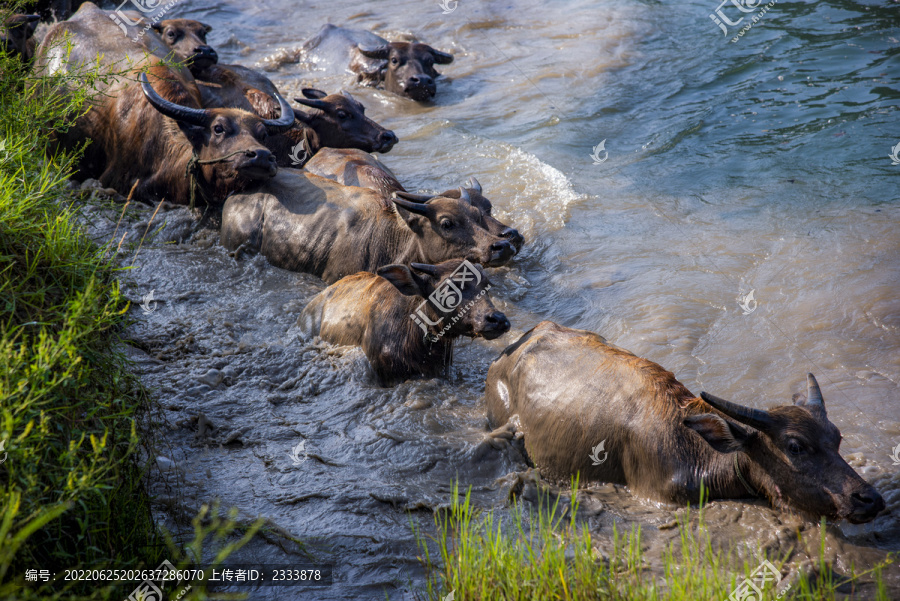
[300,24,453,101]
[486,321,885,524]
[219,170,517,284]
[305,148,523,252]
[299,259,509,385]
[1,14,39,63]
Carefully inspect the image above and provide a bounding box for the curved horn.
[339,89,357,102]
[465,177,482,194]
[140,72,211,127]
[410,263,440,277]
[457,186,471,203]
[392,195,434,217]
[430,48,454,64]
[394,190,434,202]
[805,373,825,413]
[700,392,773,432]
[293,97,329,111]
[261,92,295,134]
[357,43,390,60]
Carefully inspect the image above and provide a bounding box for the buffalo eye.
[787,440,805,456]
[336,110,350,120]
[166,30,176,39]
[440,219,454,230]
[391,57,399,65]
[213,124,225,135]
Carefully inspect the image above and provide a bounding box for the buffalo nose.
[409,75,434,87]
[501,226,523,247]
[489,240,515,263]
[380,130,399,147]
[485,312,510,332]
[195,45,217,58]
[851,490,885,516]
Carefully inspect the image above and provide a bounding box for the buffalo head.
[687,373,885,524]
[140,72,294,196]
[357,41,453,101]
[151,19,218,75]
[377,260,509,340]
[1,14,40,62]
[393,188,517,268]
[401,177,524,253]
[294,88,398,153]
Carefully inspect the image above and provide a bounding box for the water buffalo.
[192,63,398,166]
[299,259,509,385]
[140,18,217,76]
[301,24,453,101]
[1,14,39,63]
[220,169,518,284]
[486,321,885,524]
[35,3,293,204]
[305,148,524,252]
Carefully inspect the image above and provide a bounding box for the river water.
[91,0,900,598]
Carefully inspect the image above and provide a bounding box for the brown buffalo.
[220,169,518,284]
[299,259,509,385]
[143,18,217,76]
[305,148,524,252]
[1,14,39,63]
[35,3,293,203]
[485,321,885,524]
[301,24,453,101]
[192,63,398,166]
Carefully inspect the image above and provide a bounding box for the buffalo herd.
[8,3,884,524]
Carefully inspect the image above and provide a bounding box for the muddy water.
[87,0,900,598]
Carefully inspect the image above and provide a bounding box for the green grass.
[0,9,262,599]
[412,481,894,601]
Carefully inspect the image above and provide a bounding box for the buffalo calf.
[486,321,885,524]
[1,14,39,63]
[301,24,453,101]
[299,259,509,385]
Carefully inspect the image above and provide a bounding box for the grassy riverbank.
[0,28,169,598]
[413,483,893,601]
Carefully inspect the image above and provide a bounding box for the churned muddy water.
[86,0,900,598]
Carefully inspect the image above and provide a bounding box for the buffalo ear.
[792,393,807,405]
[684,414,750,454]
[176,122,208,147]
[25,15,40,38]
[151,23,164,33]
[202,23,213,33]
[377,264,424,297]
[430,48,454,64]
[302,88,327,100]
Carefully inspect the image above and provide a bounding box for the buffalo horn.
[458,186,471,203]
[465,177,482,194]
[394,191,434,202]
[261,92,295,134]
[392,195,434,217]
[140,72,211,127]
[358,43,390,60]
[294,97,329,111]
[805,373,826,417]
[410,263,440,277]
[700,391,773,432]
